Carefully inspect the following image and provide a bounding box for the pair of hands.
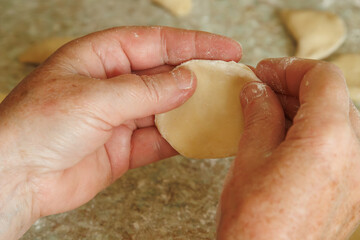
[0,26,359,240]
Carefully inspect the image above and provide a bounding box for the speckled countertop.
[1,0,360,239]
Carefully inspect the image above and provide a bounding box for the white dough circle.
[155,60,260,159]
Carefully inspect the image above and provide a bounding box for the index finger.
[255,58,350,140]
[51,26,242,79]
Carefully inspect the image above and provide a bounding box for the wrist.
[0,170,39,239]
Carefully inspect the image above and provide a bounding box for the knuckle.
[139,75,161,104]
[297,118,351,153]
[244,103,282,130]
[244,112,271,130]
[317,121,351,147]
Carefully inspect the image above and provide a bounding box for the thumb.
[238,82,285,161]
[90,67,196,125]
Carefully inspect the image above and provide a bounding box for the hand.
[217,58,360,240]
[0,26,242,239]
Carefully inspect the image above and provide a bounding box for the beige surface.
[281,9,347,59]
[0,0,359,239]
[156,60,259,159]
[18,37,74,64]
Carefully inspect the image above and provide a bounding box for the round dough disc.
[155,60,260,159]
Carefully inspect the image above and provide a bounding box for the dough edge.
[155,60,260,159]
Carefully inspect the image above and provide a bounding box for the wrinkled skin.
[218,58,360,240]
[0,26,242,239]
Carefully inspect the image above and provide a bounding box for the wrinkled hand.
[218,58,360,240]
[0,26,242,239]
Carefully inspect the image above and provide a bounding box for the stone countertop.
[1,0,360,239]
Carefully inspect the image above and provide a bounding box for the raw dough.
[280,9,346,59]
[152,0,192,17]
[330,54,360,104]
[19,37,74,64]
[0,93,7,103]
[155,60,260,159]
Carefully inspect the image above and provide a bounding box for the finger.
[134,65,175,75]
[130,127,177,169]
[285,117,293,133]
[255,58,350,140]
[247,65,256,72]
[237,82,285,164]
[39,125,177,216]
[99,67,196,126]
[277,94,300,120]
[52,26,242,79]
[119,116,156,131]
[104,124,177,180]
[255,57,316,96]
[134,116,155,128]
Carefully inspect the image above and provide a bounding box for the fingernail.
[171,67,195,90]
[240,82,268,106]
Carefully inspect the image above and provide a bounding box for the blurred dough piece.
[152,0,192,17]
[330,54,360,104]
[19,37,74,64]
[280,9,346,59]
[0,93,7,102]
[155,60,260,159]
